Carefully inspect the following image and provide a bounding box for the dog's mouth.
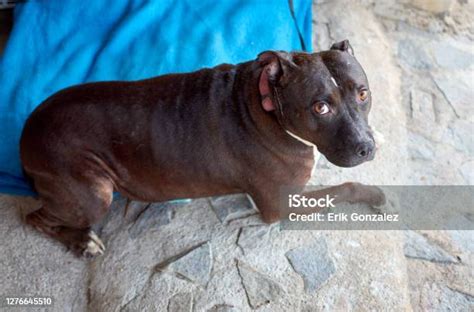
[326,153,374,168]
[318,144,376,168]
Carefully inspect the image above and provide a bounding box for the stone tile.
[407,131,435,160]
[398,39,433,69]
[432,71,473,118]
[419,284,474,311]
[432,40,474,70]
[169,243,212,286]
[87,199,215,312]
[285,238,336,293]
[448,224,474,254]
[459,160,474,184]
[236,225,269,253]
[167,292,193,312]
[404,230,458,263]
[209,194,257,224]
[442,119,474,156]
[207,304,240,312]
[128,202,174,239]
[236,260,283,309]
[410,0,454,14]
[410,88,436,122]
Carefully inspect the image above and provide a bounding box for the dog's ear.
[257,51,296,112]
[330,40,354,56]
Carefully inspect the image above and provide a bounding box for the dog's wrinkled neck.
[271,85,315,149]
[234,62,313,158]
[285,130,315,147]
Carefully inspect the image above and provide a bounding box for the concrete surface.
[0,0,473,311]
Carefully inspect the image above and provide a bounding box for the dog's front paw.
[370,188,399,214]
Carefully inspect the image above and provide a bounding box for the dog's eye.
[358,89,369,102]
[313,102,330,115]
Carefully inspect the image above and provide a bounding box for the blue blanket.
[0,0,312,195]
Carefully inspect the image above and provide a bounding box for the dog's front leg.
[302,182,386,209]
[251,183,386,224]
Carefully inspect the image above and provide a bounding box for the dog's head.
[258,40,375,167]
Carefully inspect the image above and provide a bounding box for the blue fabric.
[0,0,312,196]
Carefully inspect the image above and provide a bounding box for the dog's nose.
[355,141,374,159]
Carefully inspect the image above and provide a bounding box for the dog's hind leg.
[25,172,113,257]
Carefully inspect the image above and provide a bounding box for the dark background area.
[0,8,13,54]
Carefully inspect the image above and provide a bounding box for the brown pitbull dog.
[20,40,384,257]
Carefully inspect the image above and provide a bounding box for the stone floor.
[0,1,473,311]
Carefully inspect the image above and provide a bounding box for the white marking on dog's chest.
[285,130,316,147]
[285,130,317,183]
[330,77,339,87]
